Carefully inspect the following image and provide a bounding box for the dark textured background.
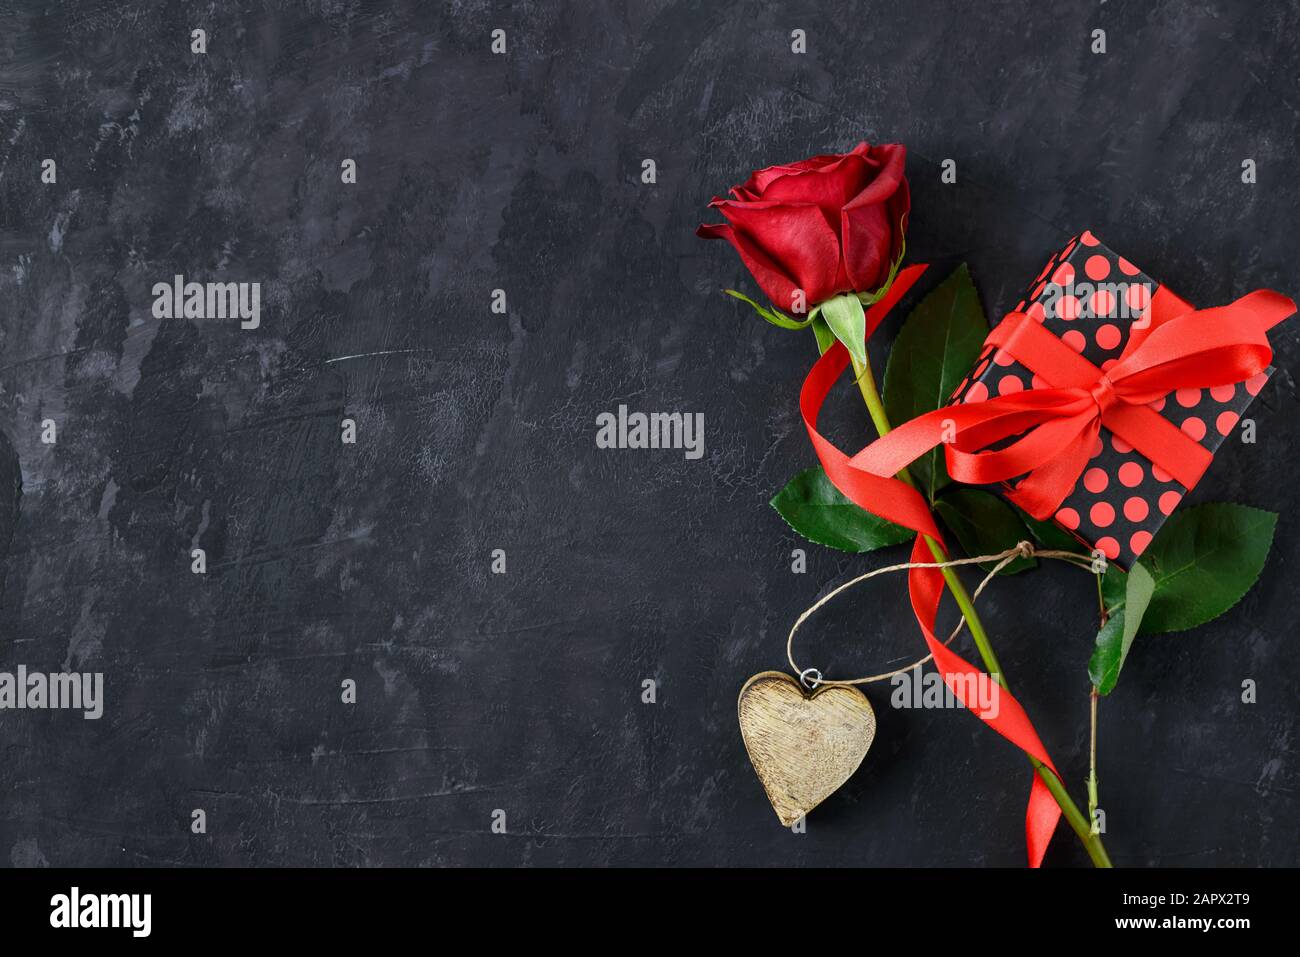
[0,0,1295,867]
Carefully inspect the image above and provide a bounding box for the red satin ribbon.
[801,265,1294,865]
[801,264,1064,866]
[850,286,1295,521]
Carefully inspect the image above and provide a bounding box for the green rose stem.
[1088,574,1106,835]
[848,353,1114,869]
[1088,688,1101,834]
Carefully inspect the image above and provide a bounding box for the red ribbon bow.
[800,264,1293,865]
[849,286,1294,522]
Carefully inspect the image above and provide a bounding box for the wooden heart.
[737,671,876,826]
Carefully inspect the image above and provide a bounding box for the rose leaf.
[1088,562,1156,695]
[1133,503,1277,634]
[882,263,988,500]
[1087,503,1276,694]
[771,466,914,553]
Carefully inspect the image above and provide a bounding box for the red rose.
[697,142,910,313]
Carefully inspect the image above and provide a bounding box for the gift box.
[948,231,1272,568]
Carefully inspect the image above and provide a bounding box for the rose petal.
[757,153,873,239]
[841,144,909,291]
[840,202,891,292]
[740,150,847,194]
[710,199,843,305]
[695,220,801,310]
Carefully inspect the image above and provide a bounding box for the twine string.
[787,541,1103,689]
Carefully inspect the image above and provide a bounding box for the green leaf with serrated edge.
[771,466,914,553]
[882,263,988,501]
[933,488,1037,575]
[821,292,869,368]
[1088,563,1156,694]
[1087,504,1276,694]
[722,289,813,330]
[1134,503,1277,634]
[811,315,836,355]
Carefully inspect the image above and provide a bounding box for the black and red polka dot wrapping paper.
[948,231,1271,569]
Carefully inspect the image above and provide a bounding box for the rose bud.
[697,142,910,317]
